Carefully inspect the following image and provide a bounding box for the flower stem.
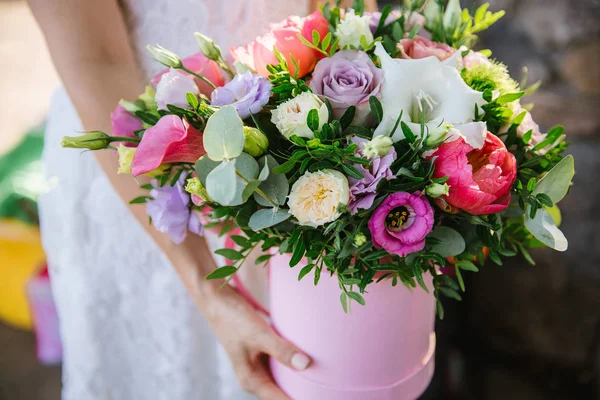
[110,136,141,143]
[179,66,217,90]
[234,170,279,208]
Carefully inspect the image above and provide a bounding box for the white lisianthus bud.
[363,135,393,158]
[426,182,450,198]
[425,122,452,147]
[155,69,199,111]
[443,0,462,29]
[146,44,182,68]
[335,9,374,49]
[270,92,329,140]
[194,32,222,61]
[288,169,350,227]
[424,0,442,27]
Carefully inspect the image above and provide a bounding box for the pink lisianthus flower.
[398,36,456,61]
[110,105,142,146]
[368,192,434,257]
[428,132,517,215]
[151,53,225,97]
[230,11,329,79]
[132,115,205,176]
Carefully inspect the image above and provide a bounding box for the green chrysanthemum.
[461,60,519,96]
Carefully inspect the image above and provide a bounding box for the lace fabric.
[38,1,309,399]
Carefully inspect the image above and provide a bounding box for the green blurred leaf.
[428,227,466,257]
[203,105,245,161]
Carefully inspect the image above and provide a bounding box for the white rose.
[288,169,350,227]
[155,68,199,111]
[270,92,328,140]
[335,9,374,49]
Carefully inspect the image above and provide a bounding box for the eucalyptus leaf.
[205,161,238,205]
[532,155,575,204]
[524,207,568,251]
[241,179,262,202]
[254,155,290,207]
[203,105,245,161]
[195,156,220,186]
[428,227,466,257]
[248,208,291,231]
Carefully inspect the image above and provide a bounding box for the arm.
[28,1,308,398]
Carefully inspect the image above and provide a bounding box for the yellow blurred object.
[0,218,46,330]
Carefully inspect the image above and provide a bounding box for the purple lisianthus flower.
[368,192,434,257]
[146,175,202,244]
[211,72,272,119]
[348,137,396,214]
[309,50,382,124]
[110,104,143,147]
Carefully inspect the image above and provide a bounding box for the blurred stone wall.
[461,0,600,399]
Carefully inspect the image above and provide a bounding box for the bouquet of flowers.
[63,0,575,398]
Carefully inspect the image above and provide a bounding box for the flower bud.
[363,135,393,158]
[425,122,452,147]
[146,44,182,68]
[426,182,450,198]
[243,127,269,157]
[354,233,367,247]
[61,131,111,150]
[185,177,212,203]
[424,0,442,27]
[139,85,157,110]
[194,32,222,61]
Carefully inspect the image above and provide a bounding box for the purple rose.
[309,50,382,123]
[348,137,396,214]
[146,175,202,244]
[368,192,434,257]
[211,72,272,119]
[110,104,143,146]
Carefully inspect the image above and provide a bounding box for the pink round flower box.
[269,252,436,400]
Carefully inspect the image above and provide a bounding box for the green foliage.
[266,48,312,102]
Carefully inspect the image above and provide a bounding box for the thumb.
[257,328,311,371]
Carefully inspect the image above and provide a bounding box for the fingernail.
[291,353,310,371]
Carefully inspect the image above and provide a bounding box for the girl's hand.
[202,284,311,400]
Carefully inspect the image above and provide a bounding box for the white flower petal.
[373,42,487,142]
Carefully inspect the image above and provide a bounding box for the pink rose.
[463,51,491,69]
[398,36,456,61]
[132,115,206,176]
[231,11,329,78]
[429,132,517,215]
[110,105,143,146]
[152,53,225,97]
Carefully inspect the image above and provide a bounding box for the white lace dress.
[38,1,308,399]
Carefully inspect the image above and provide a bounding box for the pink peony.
[110,105,143,146]
[131,115,205,176]
[429,132,517,215]
[368,192,434,257]
[398,36,456,61]
[230,11,329,79]
[151,53,225,97]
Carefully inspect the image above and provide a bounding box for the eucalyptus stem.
[234,170,279,208]
[179,66,217,89]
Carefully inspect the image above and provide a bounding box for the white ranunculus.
[155,68,199,111]
[270,92,328,140]
[335,9,374,49]
[288,169,350,227]
[373,43,487,148]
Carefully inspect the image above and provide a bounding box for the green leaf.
[195,156,220,186]
[230,235,251,248]
[140,183,154,190]
[340,292,349,313]
[290,236,306,267]
[495,92,524,104]
[205,266,238,280]
[536,193,554,208]
[524,207,568,251]
[347,125,372,138]
[527,177,537,192]
[205,160,238,205]
[241,179,262,202]
[312,29,320,46]
[248,208,291,231]
[129,195,153,204]
[347,291,366,306]
[255,155,289,207]
[428,227,466,257]
[255,254,272,265]
[341,163,364,180]
[186,92,199,109]
[339,106,356,129]
[215,248,244,261]
[400,121,416,143]
[455,264,465,292]
[307,109,320,132]
[369,96,383,123]
[532,155,574,203]
[439,286,462,301]
[298,264,315,281]
[203,105,245,161]
[456,260,479,272]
